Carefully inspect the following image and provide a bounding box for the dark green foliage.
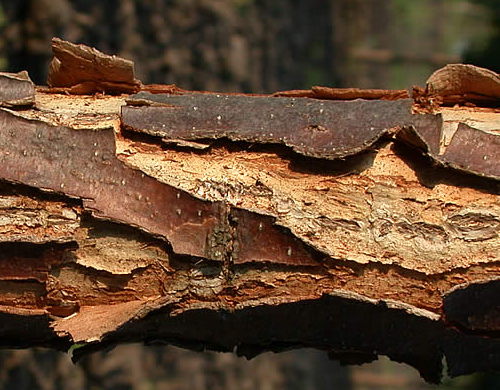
[464,0,500,71]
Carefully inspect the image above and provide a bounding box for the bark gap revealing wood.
[0,108,322,266]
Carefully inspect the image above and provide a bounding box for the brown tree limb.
[0,40,499,383]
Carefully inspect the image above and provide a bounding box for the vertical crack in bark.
[225,207,238,282]
[205,202,236,283]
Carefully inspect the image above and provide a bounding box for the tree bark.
[0,50,499,383]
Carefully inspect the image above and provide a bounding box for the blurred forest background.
[0,0,498,91]
[0,0,499,389]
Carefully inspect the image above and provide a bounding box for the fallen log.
[0,39,498,383]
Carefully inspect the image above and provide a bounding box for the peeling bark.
[274,86,410,100]
[413,64,500,108]
[0,43,498,383]
[425,64,500,106]
[122,92,415,160]
[47,38,141,94]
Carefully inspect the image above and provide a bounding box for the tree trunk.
[0,45,499,384]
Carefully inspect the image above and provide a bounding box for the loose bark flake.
[413,64,500,108]
[47,38,141,94]
[273,86,410,100]
[426,64,500,106]
[123,92,415,160]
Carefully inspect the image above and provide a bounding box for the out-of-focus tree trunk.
[0,347,352,390]
[0,0,490,90]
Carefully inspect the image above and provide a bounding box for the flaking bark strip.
[0,71,35,107]
[311,86,409,100]
[122,93,415,160]
[273,87,409,100]
[0,109,319,266]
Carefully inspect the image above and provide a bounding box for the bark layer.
[0,56,499,383]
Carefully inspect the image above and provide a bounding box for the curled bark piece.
[311,86,409,100]
[273,87,409,100]
[425,64,500,106]
[0,71,35,107]
[47,38,141,94]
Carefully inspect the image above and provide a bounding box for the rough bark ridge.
[0,40,499,383]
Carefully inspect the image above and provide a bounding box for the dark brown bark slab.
[0,109,219,258]
[123,92,500,181]
[441,123,500,179]
[123,93,415,160]
[0,108,317,266]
